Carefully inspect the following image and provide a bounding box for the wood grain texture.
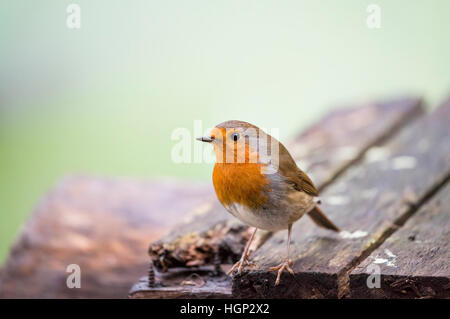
[349,183,450,299]
[233,98,450,298]
[134,97,424,298]
[0,177,213,298]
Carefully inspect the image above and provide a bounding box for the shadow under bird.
[197,120,340,285]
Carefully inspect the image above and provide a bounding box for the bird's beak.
[196,136,214,143]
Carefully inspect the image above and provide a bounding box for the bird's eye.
[230,132,240,142]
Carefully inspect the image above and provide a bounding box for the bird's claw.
[227,256,254,276]
[268,259,294,286]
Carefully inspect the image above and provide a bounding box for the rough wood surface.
[349,183,450,299]
[135,97,424,298]
[233,98,450,298]
[148,97,423,272]
[129,266,233,299]
[0,177,213,298]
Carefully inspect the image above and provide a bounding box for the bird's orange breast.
[212,163,271,210]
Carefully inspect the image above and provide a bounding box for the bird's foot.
[227,255,255,276]
[268,259,294,286]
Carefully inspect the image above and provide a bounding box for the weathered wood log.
[134,97,424,298]
[349,183,450,298]
[0,177,213,298]
[233,98,450,298]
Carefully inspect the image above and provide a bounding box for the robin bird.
[196,120,340,285]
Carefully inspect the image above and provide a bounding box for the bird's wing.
[277,141,319,197]
[276,141,340,232]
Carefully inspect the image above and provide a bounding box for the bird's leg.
[268,224,294,286]
[227,227,257,275]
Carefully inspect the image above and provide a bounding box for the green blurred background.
[0,1,449,265]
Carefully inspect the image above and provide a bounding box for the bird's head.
[196,120,277,166]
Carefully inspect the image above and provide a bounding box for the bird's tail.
[307,205,340,232]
